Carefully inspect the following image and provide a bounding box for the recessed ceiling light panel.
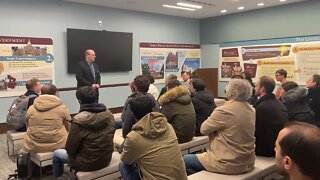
[221,10,227,13]
[162,4,195,11]
[238,6,245,10]
[258,3,265,6]
[177,2,202,9]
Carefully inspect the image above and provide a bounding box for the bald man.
[76,49,101,102]
[275,122,320,180]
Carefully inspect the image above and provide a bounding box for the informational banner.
[140,42,200,83]
[219,35,320,85]
[0,36,54,97]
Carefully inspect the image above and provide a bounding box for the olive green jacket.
[121,112,187,180]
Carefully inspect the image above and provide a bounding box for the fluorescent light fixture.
[177,2,202,9]
[237,6,245,10]
[221,10,227,13]
[280,0,287,2]
[258,3,265,6]
[163,4,195,11]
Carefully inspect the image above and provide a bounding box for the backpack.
[6,94,37,129]
[7,153,30,180]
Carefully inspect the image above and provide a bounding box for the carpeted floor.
[0,133,54,180]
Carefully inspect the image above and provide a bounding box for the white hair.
[226,79,252,102]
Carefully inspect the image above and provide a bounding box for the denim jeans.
[53,149,69,178]
[183,154,205,175]
[115,120,123,129]
[119,161,141,180]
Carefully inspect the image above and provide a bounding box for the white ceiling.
[63,0,306,19]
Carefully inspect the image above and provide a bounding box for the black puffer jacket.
[66,103,115,171]
[282,87,317,126]
[191,89,216,136]
[307,87,320,126]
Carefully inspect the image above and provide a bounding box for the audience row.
[13,70,320,180]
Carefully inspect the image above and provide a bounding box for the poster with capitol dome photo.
[140,42,200,84]
[0,36,55,97]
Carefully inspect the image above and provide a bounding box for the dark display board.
[67,28,132,73]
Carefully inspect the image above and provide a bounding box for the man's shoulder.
[256,98,275,108]
[256,98,286,113]
[78,60,89,66]
[55,100,70,112]
[24,90,38,96]
[126,131,140,144]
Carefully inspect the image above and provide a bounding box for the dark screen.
[67,28,132,73]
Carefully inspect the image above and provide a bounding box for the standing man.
[76,49,101,102]
[253,76,288,157]
[275,69,288,100]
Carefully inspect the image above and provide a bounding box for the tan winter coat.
[23,95,71,152]
[158,85,196,143]
[197,100,256,174]
[121,112,187,180]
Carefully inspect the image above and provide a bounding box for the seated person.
[190,78,216,136]
[146,74,159,100]
[115,81,138,129]
[275,69,288,100]
[254,76,288,157]
[120,94,187,180]
[182,71,191,83]
[121,75,159,138]
[275,122,320,180]
[158,79,196,143]
[184,79,255,175]
[53,86,115,178]
[181,71,192,88]
[16,78,42,132]
[306,74,320,126]
[21,84,71,153]
[243,70,258,105]
[158,74,177,99]
[279,81,317,126]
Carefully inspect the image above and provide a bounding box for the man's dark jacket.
[253,94,288,157]
[282,87,317,126]
[307,87,320,126]
[121,93,160,138]
[16,90,39,132]
[66,103,115,171]
[191,89,216,136]
[76,60,101,88]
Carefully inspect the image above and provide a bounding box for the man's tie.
[90,63,96,81]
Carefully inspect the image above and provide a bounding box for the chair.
[30,152,53,177]
[188,156,276,180]
[7,130,25,156]
[76,152,122,180]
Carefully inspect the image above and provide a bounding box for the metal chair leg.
[39,161,42,177]
[7,136,10,156]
